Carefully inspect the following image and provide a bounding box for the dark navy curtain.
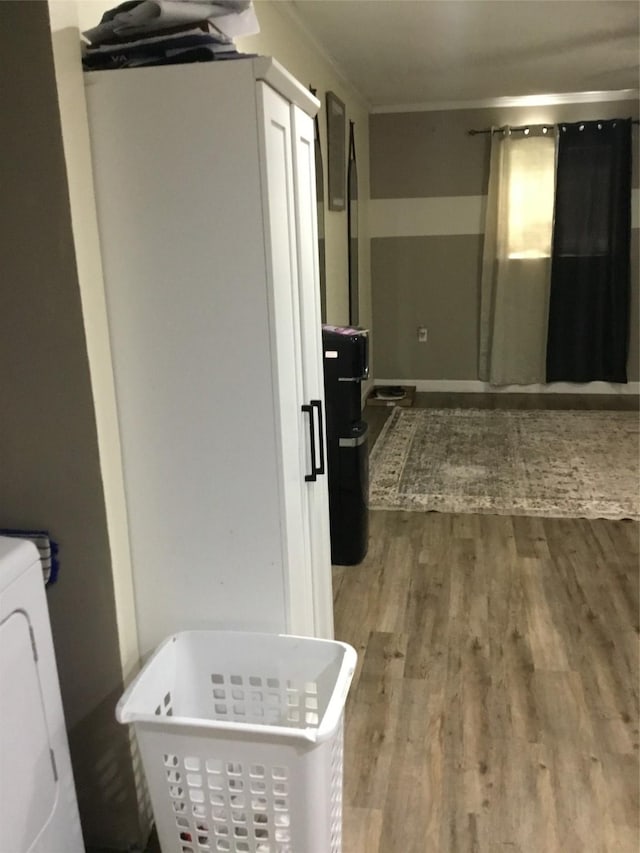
[546,119,632,383]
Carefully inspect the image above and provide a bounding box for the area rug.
[369,408,639,519]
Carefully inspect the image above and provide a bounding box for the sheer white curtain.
[479,127,557,385]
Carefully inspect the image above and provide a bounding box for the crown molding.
[372,89,640,114]
[275,1,372,111]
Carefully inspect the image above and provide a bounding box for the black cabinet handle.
[301,403,317,482]
[311,399,325,477]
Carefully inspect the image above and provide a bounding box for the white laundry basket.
[117,631,357,853]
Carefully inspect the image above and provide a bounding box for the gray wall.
[0,2,142,847]
[370,100,639,383]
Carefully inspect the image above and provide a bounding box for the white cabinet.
[84,57,332,657]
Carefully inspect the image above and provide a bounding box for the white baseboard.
[375,378,640,395]
[361,379,374,407]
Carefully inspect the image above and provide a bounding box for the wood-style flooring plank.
[343,670,403,809]
[379,678,445,853]
[342,807,383,853]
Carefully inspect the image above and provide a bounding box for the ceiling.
[286,0,640,108]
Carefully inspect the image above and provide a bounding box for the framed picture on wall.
[326,91,346,211]
[347,120,359,325]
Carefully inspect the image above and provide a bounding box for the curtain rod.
[468,120,640,136]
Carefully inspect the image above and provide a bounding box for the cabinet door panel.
[290,105,334,638]
[86,64,288,653]
[256,82,315,635]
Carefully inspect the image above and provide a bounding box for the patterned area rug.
[369,408,640,519]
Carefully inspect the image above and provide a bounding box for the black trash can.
[322,325,369,565]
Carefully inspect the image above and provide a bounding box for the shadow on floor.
[87,827,159,853]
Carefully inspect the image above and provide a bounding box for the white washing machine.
[0,536,84,852]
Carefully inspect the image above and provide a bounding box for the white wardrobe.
[84,57,333,657]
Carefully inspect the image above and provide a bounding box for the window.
[502,135,556,259]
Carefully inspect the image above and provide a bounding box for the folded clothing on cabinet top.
[82,0,259,70]
[82,29,243,70]
[83,0,258,43]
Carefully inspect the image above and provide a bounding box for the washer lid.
[0,537,39,593]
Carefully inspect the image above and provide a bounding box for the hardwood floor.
[334,397,639,852]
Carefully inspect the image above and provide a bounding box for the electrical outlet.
[417,326,428,343]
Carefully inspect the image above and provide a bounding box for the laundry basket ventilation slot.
[163,752,293,853]
[208,673,321,728]
[155,691,174,717]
